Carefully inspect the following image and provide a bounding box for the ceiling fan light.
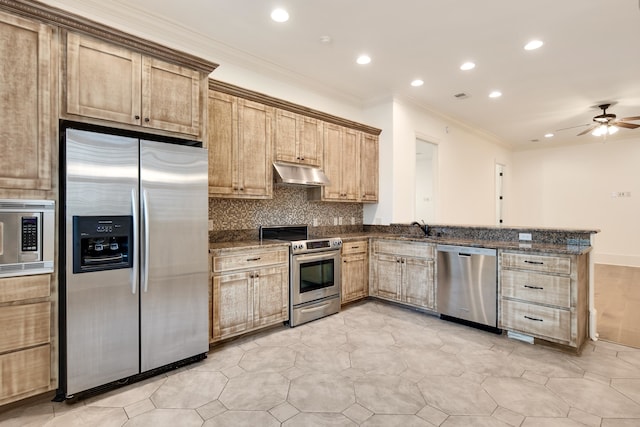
[608,125,619,135]
[591,125,607,136]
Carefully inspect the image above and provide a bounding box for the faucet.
[411,220,429,237]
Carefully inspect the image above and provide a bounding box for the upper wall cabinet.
[208,91,273,199]
[0,11,55,191]
[360,132,379,203]
[274,109,323,167]
[64,32,205,139]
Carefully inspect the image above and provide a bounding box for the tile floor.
[3,300,640,426]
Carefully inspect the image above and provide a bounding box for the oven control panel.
[291,237,342,254]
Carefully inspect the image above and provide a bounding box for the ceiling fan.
[578,104,640,136]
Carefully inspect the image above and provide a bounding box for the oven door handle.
[293,251,340,263]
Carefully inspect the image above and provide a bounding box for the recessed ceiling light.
[545,133,554,138]
[489,91,502,98]
[460,62,476,71]
[411,79,424,87]
[524,40,543,50]
[356,54,371,65]
[270,8,289,22]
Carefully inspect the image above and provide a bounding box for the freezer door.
[140,140,209,371]
[64,129,140,395]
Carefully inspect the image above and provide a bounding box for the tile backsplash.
[209,185,363,234]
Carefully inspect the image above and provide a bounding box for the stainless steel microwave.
[0,199,55,278]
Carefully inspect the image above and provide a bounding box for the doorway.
[415,139,437,222]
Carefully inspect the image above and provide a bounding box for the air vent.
[454,92,469,99]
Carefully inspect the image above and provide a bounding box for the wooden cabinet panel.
[66,32,141,125]
[142,57,200,136]
[212,272,251,341]
[0,11,54,190]
[253,265,289,327]
[274,109,299,164]
[322,123,344,200]
[373,253,401,300]
[0,302,50,353]
[0,275,50,304]
[501,252,571,275]
[360,133,379,202]
[403,258,434,309]
[342,252,368,304]
[208,91,237,196]
[237,99,273,197]
[342,128,359,200]
[0,344,50,401]
[374,240,435,259]
[298,115,323,167]
[212,248,288,273]
[501,299,570,342]
[501,270,571,308]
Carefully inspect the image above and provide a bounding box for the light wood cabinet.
[208,91,273,199]
[0,274,52,405]
[274,109,323,167]
[65,32,204,138]
[341,240,369,305]
[359,133,379,202]
[0,11,55,191]
[499,251,589,350]
[210,246,289,342]
[370,240,435,310]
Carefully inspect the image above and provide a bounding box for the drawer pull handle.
[524,315,543,322]
[524,285,544,290]
[352,246,360,249]
[247,257,261,261]
[524,260,544,265]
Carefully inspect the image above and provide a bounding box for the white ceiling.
[47,0,640,148]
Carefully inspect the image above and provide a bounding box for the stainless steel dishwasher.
[436,245,498,328]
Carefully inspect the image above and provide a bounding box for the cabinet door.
[322,123,344,200]
[208,91,238,196]
[342,128,359,200]
[0,344,50,402]
[403,258,434,309]
[237,99,273,198]
[274,109,299,164]
[0,12,53,190]
[212,272,252,341]
[253,265,289,327]
[360,133,379,202]
[142,56,201,136]
[298,116,323,167]
[373,254,401,301]
[342,253,368,304]
[66,32,141,126]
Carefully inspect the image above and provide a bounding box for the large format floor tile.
[3,300,640,426]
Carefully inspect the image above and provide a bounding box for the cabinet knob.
[301,157,305,161]
[144,117,150,123]
[135,115,140,120]
[240,187,244,191]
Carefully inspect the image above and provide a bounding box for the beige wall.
[509,137,640,267]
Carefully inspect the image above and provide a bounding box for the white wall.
[370,99,511,225]
[510,137,640,267]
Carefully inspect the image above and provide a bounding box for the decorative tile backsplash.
[209,186,363,239]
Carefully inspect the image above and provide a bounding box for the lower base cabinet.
[0,274,52,405]
[210,246,289,343]
[499,250,589,350]
[341,240,368,304]
[370,240,435,310]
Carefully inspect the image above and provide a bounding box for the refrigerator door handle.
[131,189,139,294]
[142,189,150,293]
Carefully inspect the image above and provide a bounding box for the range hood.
[273,162,330,186]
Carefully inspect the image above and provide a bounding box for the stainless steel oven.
[260,225,342,327]
[290,238,342,326]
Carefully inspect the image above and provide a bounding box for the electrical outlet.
[313,218,318,227]
[351,217,355,225]
[519,233,532,241]
[208,220,214,231]
[333,217,338,226]
[338,217,343,225]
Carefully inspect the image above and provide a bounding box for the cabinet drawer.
[0,302,50,353]
[501,252,571,275]
[501,299,570,342]
[342,240,368,255]
[501,270,571,308]
[212,248,288,273]
[0,275,50,304]
[0,344,50,400]
[374,240,434,259]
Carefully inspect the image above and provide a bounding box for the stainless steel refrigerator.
[61,128,209,397]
